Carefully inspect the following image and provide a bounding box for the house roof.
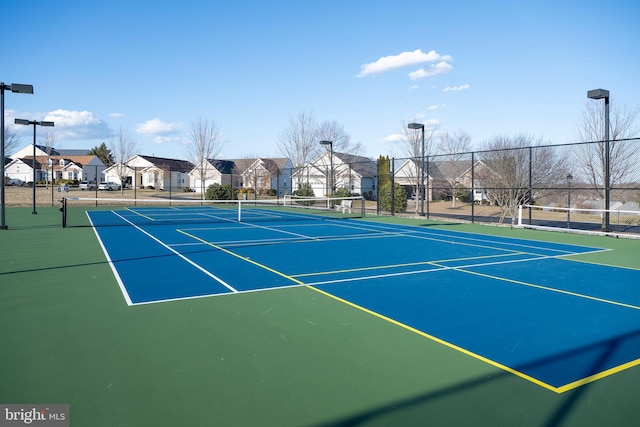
[228,158,257,172]
[56,149,91,156]
[17,157,42,169]
[34,145,59,155]
[207,159,235,174]
[334,152,376,177]
[25,155,104,170]
[262,158,290,170]
[137,155,194,172]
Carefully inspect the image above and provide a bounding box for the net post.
[60,197,67,228]
[238,199,242,222]
[517,205,523,226]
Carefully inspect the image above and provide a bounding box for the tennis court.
[82,200,640,393]
[2,203,640,426]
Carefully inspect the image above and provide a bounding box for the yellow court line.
[292,252,524,278]
[556,357,640,393]
[307,286,562,393]
[177,229,304,285]
[179,222,637,392]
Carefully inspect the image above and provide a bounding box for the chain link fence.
[8,138,639,236]
[278,138,639,236]
[362,138,639,236]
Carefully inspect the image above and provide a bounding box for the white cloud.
[443,84,470,92]
[415,119,441,129]
[42,109,110,140]
[383,133,406,143]
[357,49,452,77]
[153,135,183,144]
[408,62,454,80]
[110,112,124,118]
[136,118,181,135]
[428,104,440,111]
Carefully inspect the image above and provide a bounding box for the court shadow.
[312,327,640,427]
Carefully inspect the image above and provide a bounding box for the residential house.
[10,144,54,159]
[52,155,105,183]
[104,155,194,190]
[392,158,434,201]
[457,160,499,204]
[188,159,235,193]
[7,144,105,184]
[294,152,376,198]
[239,158,293,197]
[4,158,40,184]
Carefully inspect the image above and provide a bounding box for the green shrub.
[379,182,407,213]
[294,182,315,205]
[333,187,351,198]
[205,183,236,200]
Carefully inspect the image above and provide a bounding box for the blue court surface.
[88,206,640,393]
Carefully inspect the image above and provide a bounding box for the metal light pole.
[587,88,610,232]
[1,82,34,229]
[319,140,333,197]
[15,118,55,215]
[408,123,425,216]
[566,173,573,228]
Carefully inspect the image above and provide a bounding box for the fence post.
[376,158,380,215]
[391,157,395,216]
[471,152,475,223]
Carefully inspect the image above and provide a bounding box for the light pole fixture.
[566,173,573,228]
[587,88,610,232]
[15,118,55,215]
[1,82,34,229]
[319,140,334,197]
[408,123,425,216]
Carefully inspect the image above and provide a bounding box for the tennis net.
[517,204,640,238]
[61,195,365,228]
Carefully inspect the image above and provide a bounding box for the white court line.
[325,220,607,256]
[97,211,609,306]
[103,210,239,297]
[303,253,551,286]
[87,211,133,306]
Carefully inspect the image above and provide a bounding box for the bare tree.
[315,120,365,156]
[185,118,223,199]
[109,127,138,194]
[277,112,320,190]
[3,126,20,156]
[400,119,440,214]
[479,135,568,224]
[41,129,56,188]
[574,100,640,210]
[437,130,472,207]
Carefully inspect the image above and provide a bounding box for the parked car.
[98,182,121,191]
[7,178,25,186]
[79,181,98,190]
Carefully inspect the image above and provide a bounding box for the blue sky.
[2,0,638,160]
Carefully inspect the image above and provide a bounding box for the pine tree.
[378,155,390,189]
[89,142,114,166]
